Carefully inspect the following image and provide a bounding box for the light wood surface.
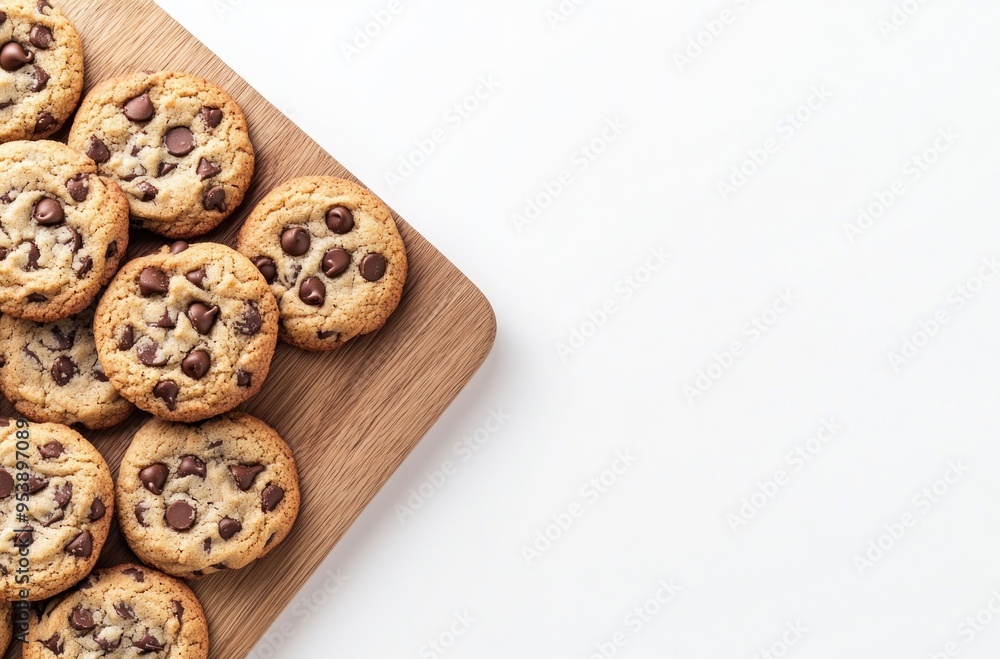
[3,1,496,656]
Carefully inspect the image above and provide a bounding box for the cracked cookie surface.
[93,242,277,422]
[67,70,254,238]
[236,176,407,351]
[25,563,208,658]
[0,419,113,601]
[117,412,299,579]
[0,0,84,143]
[0,304,134,429]
[0,140,129,322]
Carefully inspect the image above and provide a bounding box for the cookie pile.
[0,1,408,656]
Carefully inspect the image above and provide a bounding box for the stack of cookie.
[0,0,408,656]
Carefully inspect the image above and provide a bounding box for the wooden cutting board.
[2,0,496,657]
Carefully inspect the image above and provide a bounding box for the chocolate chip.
[318,330,338,340]
[134,631,164,652]
[200,106,223,128]
[75,256,93,278]
[138,266,169,295]
[0,470,12,498]
[93,368,109,382]
[252,256,277,284]
[187,302,219,334]
[197,157,221,179]
[106,241,118,257]
[203,537,212,552]
[203,185,226,212]
[30,65,48,91]
[164,126,194,156]
[42,634,63,654]
[326,206,355,233]
[236,369,252,387]
[122,566,145,582]
[138,463,168,494]
[50,356,75,385]
[360,253,387,281]
[39,440,63,458]
[169,240,189,253]
[66,226,83,252]
[89,497,105,520]
[0,42,33,72]
[178,455,206,478]
[299,277,326,306]
[65,530,92,557]
[262,484,285,511]
[94,633,121,652]
[27,474,48,493]
[34,111,55,134]
[154,380,179,410]
[171,599,184,623]
[149,309,175,328]
[137,341,167,366]
[280,226,310,256]
[323,248,351,278]
[34,197,63,225]
[134,501,148,526]
[40,509,63,526]
[14,528,33,547]
[230,464,264,490]
[86,135,110,163]
[208,440,223,449]
[118,325,135,350]
[137,180,157,201]
[0,13,6,26]
[114,602,135,620]
[235,303,262,335]
[123,93,153,121]
[70,605,95,631]
[28,24,52,49]
[218,517,241,539]
[157,161,176,177]
[185,268,207,288]
[53,482,71,508]
[182,350,210,379]
[165,500,196,531]
[25,242,40,270]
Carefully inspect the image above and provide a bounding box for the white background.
[156,1,1000,657]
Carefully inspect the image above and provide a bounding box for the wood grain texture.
[3,1,496,657]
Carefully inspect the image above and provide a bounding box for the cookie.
[0,140,130,322]
[116,412,300,579]
[0,0,84,143]
[0,304,134,429]
[67,70,254,238]
[93,241,277,422]
[236,176,407,350]
[24,563,209,658]
[0,600,10,656]
[0,419,114,601]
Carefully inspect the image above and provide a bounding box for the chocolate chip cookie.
[25,563,209,658]
[0,419,114,601]
[0,304,134,429]
[116,412,299,579]
[67,70,254,238]
[0,140,130,322]
[0,0,84,143]
[93,241,277,422]
[236,176,407,350]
